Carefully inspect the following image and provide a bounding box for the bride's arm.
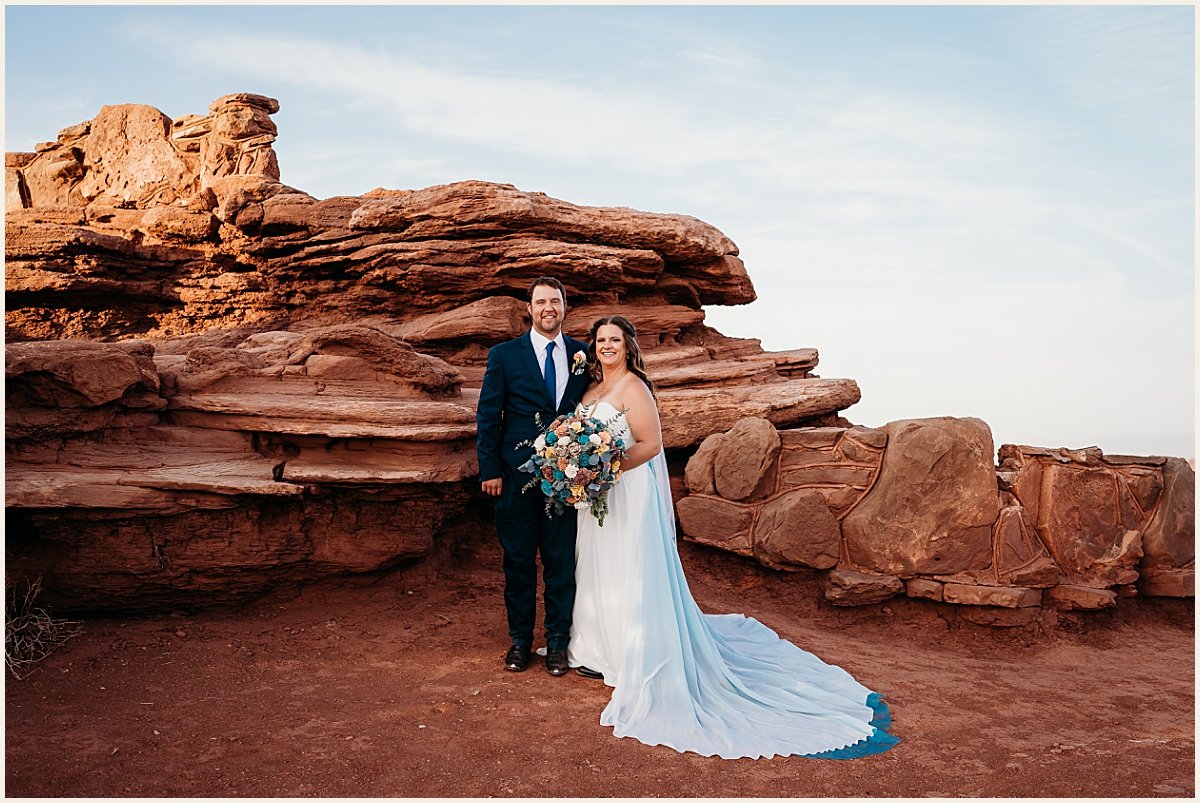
[616,380,663,473]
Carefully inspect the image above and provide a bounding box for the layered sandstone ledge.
[5,94,1193,620]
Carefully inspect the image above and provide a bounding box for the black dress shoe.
[545,648,570,676]
[504,644,530,672]
[576,665,604,680]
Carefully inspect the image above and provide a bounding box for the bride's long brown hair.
[587,315,656,397]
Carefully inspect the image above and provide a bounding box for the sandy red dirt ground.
[5,526,1195,798]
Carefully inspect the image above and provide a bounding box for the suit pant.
[494,469,577,651]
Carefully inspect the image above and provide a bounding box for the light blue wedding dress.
[567,401,899,759]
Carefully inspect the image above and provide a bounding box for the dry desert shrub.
[5,577,81,679]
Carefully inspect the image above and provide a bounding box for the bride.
[566,315,899,760]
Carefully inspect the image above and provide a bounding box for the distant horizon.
[5,4,1194,459]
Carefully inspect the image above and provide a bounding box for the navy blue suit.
[477,331,590,650]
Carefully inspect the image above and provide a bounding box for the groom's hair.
[527,276,567,304]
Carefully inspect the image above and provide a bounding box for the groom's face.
[528,285,567,338]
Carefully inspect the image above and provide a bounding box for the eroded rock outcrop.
[6,94,861,611]
[678,421,887,566]
[1139,457,1196,596]
[7,93,1191,620]
[677,417,1194,619]
[12,92,282,211]
[841,417,999,577]
[4,328,479,608]
[999,445,1194,600]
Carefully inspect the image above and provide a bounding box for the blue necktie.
[544,341,557,407]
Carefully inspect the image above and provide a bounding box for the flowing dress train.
[567,401,899,759]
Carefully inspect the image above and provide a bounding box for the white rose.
[534,434,546,449]
[588,434,601,445]
[564,464,579,479]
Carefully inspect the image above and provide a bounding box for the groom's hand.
[481,478,503,496]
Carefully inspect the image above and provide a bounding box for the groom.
[476,276,590,676]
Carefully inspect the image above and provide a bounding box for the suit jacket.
[476,332,590,483]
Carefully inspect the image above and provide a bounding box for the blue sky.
[5,4,1195,458]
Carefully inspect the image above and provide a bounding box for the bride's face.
[594,324,627,373]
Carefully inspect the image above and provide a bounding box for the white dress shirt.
[529,328,568,408]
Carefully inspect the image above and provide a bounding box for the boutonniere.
[571,351,588,376]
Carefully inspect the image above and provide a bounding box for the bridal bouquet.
[518,410,626,526]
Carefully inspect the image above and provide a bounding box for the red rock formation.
[5,94,860,612]
[4,331,477,609]
[998,445,1193,601]
[9,93,1190,621]
[841,417,999,576]
[1137,457,1195,596]
[678,421,888,567]
[677,416,1194,617]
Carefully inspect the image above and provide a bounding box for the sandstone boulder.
[997,445,1191,592]
[7,165,31,208]
[769,348,819,378]
[711,417,780,501]
[684,432,725,496]
[1138,568,1195,597]
[207,175,296,224]
[75,104,198,207]
[236,330,308,364]
[1140,457,1195,572]
[841,417,999,576]
[6,339,152,407]
[751,489,841,570]
[18,145,86,207]
[200,93,282,183]
[1045,584,1118,610]
[992,502,1061,587]
[942,583,1041,608]
[164,346,264,394]
[1000,446,1152,587]
[823,569,903,606]
[5,340,164,440]
[1037,465,1146,585]
[675,495,754,555]
[904,578,944,601]
[297,325,464,396]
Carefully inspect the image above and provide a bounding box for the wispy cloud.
[1013,6,1194,139]
[677,36,763,72]
[128,18,1186,292]
[4,6,1186,456]
[127,21,1051,217]
[125,22,771,174]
